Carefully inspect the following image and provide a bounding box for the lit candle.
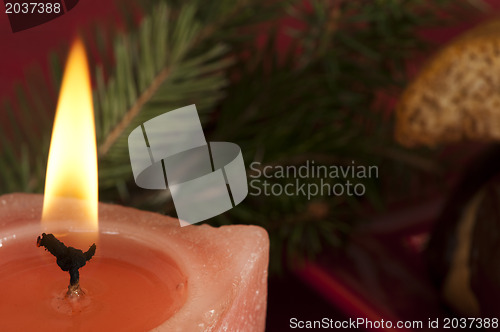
[0,39,269,331]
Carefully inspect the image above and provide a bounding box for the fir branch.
[95,1,283,192]
[97,1,273,158]
[98,67,170,156]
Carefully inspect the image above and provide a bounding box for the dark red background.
[1,0,500,101]
[0,0,119,97]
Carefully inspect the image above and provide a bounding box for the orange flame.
[42,38,98,238]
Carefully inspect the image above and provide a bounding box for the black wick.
[37,233,96,288]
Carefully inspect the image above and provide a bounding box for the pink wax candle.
[0,193,269,331]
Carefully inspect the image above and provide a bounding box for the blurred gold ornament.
[396,20,500,147]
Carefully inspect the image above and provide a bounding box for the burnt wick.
[37,233,96,297]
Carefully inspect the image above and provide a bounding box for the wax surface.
[0,236,185,331]
[0,194,269,331]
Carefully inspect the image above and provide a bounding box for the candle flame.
[42,38,98,237]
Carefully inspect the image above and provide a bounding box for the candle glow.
[42,38,98,236]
